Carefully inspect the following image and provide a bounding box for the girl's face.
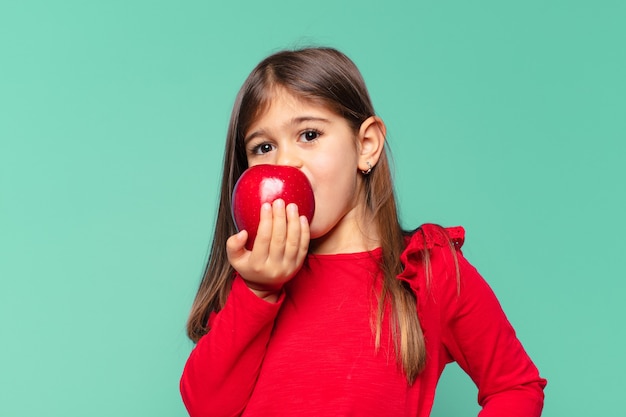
[243,89,371,254]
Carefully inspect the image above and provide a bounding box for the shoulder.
[399,223,466,273]
[397,223,466,294]
[404,223,465,252]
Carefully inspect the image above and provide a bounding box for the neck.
[309,208,380,255]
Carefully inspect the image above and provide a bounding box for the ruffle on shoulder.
[397,224,465,294]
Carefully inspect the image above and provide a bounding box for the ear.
[357,116,386,172]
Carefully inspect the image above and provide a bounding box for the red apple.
[231,164,315,250]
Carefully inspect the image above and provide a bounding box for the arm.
[180,200,309,416]
[441,253,547,417]
[180,275,284,417]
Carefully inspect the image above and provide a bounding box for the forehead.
[253,87,328,120]
[241,85,357,144]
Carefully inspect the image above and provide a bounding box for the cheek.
[307,175,359,235]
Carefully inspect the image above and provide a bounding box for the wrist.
[244,283,282,303]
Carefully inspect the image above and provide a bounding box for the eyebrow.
[244,116,331,144]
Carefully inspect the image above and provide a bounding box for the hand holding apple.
[231,164,315,250]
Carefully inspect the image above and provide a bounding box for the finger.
[283,203,303,262]
[250,202,273,259]
[268,199,287,261]
[295,214,311,265]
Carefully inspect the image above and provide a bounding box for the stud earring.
[361,161,373,175]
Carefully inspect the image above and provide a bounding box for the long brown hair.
[187,47,427,382]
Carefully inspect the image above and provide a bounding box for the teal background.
[1,1,624,416]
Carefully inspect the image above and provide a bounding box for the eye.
[251,143,275,155]
[300,129,321,142]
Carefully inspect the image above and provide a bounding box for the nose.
[275,147,302,168]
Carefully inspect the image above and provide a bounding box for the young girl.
[180,47,546,417]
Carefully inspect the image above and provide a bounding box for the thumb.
[226,230,249,262]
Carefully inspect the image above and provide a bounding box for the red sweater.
[180,225,546,416]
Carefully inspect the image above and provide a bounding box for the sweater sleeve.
[180,274,284,417]
[440,252,547,417]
